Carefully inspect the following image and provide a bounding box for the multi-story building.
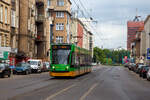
[10,0,19,51]
[0,0,11,61]
[70,18,94,57]
[144,15,150,65]
[127,21,144,50]
[48,0,72,44]
[88,31,94,57]
[8,0,19,66]
[70,18,78,44]
[70,18,85,48]
[18,0,52,61]
[0,0,11,47]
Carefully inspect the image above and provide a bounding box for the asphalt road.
[1,65,150,100]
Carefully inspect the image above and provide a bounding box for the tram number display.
[52,45,71,50]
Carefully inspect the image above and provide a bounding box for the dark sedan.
[0,63,11,78]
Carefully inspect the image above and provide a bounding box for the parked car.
[136,64,144,74]
[141,66,149,78]
[0,63,11,78]
[124,63,129,68]
[147,68,150,81]
[27,59,43,73]
[42,62,50,72]
[139,65,147,77]
[128,63,135,70]
[131,63,136,71]
[136,63,144,69]
[13,62,31,75]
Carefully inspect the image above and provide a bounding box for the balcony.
[35,15,45,23]
[35,35,46,42]
[47,6,55,11]
[11,0,16,10]
[36,0,44,6]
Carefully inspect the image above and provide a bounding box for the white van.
[27,59,43,73]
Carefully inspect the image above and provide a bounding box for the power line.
[71,0,105,47]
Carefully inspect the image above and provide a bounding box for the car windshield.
[138,65,143,68]
[52,49,71,65]
[16,63,27,67]
[0,64,5,68]
[28,61,38,65]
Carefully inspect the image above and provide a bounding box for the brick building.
[127,21,144,50]
[77,20,84,48]
[70,18,94,57]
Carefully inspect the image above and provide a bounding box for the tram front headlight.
[52,66,55,69]
[66,66,69,70]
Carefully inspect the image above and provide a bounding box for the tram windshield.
[52,49,71,65]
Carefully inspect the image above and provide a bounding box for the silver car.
[147,68,150,81]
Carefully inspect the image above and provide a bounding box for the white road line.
[45,84,76,100]
[79,83,98,100]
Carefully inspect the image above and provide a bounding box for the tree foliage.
[93,47,130,64]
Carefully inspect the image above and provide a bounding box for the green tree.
[93,47,105,64]
[93,47,130,65]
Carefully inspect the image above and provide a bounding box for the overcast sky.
[71,0,150,49]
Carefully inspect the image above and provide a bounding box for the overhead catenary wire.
[71,0,103,42]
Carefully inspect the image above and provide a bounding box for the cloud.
[94,22,127,49]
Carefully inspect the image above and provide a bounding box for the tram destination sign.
[52,45,71,50]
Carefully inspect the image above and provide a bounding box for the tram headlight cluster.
[52,66,55,69]
[66,66,69,70]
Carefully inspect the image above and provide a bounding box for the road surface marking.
[45,84,76,100]
[79,83,98,100]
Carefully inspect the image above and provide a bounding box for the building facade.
[70,18,78,44]
[0,0,11,61]
[127,21,144,50]
[48,0,72,44]
[0,0,11,47]
[18,0,52,61]
[144,15,150,65]
[70,18,94,57]
[10,0,19,51]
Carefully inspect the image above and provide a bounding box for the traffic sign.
[147,48,150,59]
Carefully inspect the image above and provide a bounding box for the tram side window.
[71,52,75,65]
[73,52,79,66]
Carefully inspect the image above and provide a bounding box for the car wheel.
[139,74,142,77]
[147,77,150,81]
[8,73,11,77]
[1,74,5,78]
[25,70,29,75]
[1,71,6,78]
[29,70,32,74]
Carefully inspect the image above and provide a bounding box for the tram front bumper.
[50,71,76,77]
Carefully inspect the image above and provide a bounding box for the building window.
[11,10,16,27]
[57,0,64,6]
[3,35,6,47]
[47,11,51,17]
[56,23,64,30]
[56,36,63,43]
[0,5,3,22]
[47,0,51,6]
[5,7,8,24]
[0,35,1,47]
[56,12,64,18]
